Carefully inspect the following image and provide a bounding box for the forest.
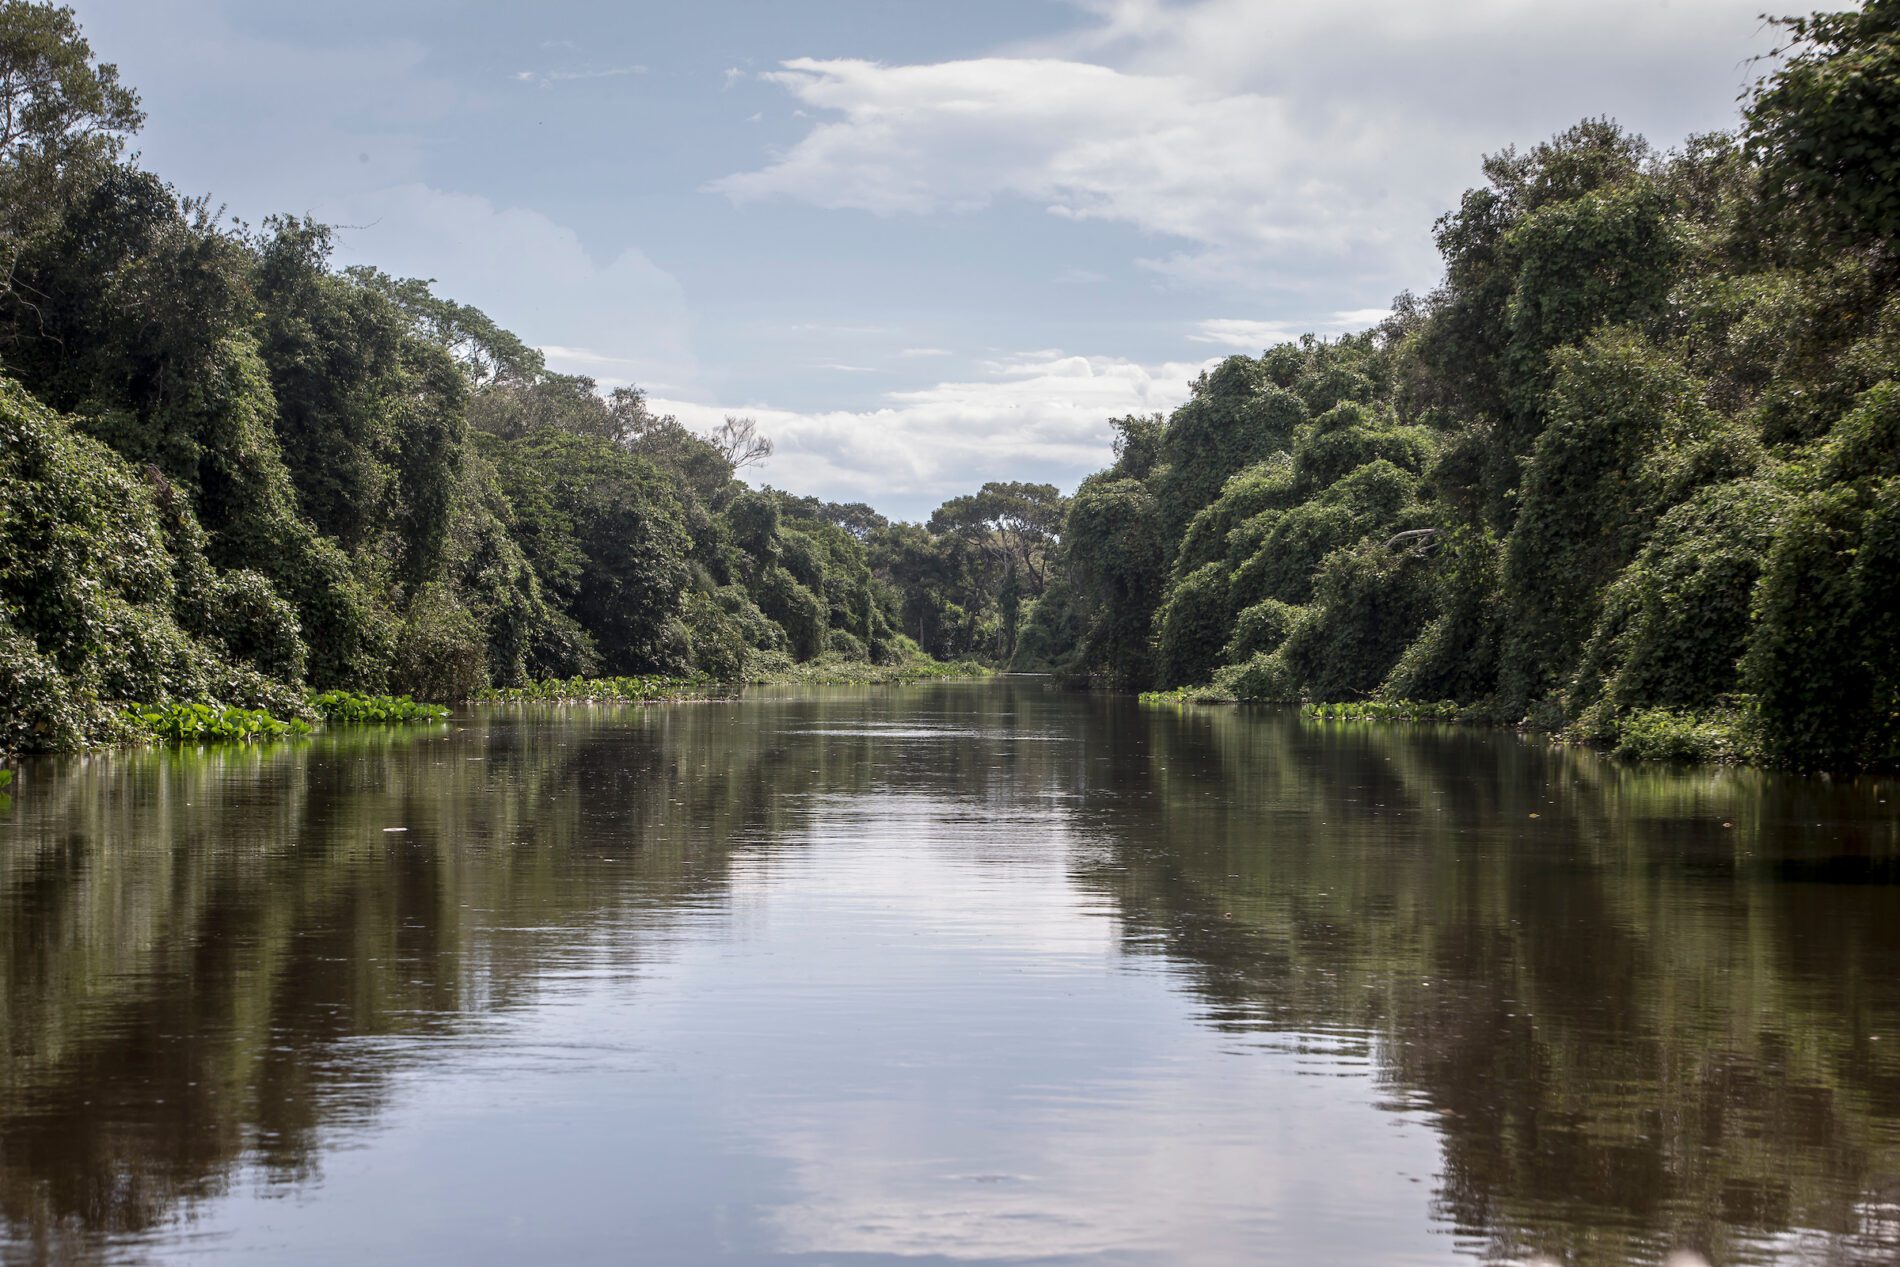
[2,0,1897,770]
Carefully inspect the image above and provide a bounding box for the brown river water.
[1,680,1897,1265]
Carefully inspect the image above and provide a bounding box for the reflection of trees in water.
[1072,704,1900,1266]
[0,695,931,1260]
[6,685,1898,1266]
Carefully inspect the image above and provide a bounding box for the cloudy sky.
[76,0,1782,520]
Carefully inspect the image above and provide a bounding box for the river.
[1,681,1896,1265]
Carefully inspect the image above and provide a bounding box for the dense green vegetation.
[0,2,940,752]
[2,1,1896,771]
[307,691,450,725]
[125,701,311,743]
[971,1,1899,771]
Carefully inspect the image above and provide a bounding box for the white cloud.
[714,0,1771,288]
[514,64,646,86]
[899,347,952,358]
[1332,307,1394,328]
[710,57,1390,284]
[653,350,1213,518]
[1189,308,1393,349]
[1188,318,1302,350]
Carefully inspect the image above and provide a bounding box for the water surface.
[2,682,1897,1265]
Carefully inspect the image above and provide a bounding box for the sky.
[72,0,1787,521]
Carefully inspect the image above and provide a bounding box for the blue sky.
[76,0,1782,520]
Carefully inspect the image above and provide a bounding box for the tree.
[711,414,772,469]
[0,1,141,240]
[1746,0,1900,251]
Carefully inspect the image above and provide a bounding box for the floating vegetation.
[126,703,312,744]
[307,691,451,724]
[1139,685,1235,706]
[751,656,991,687]
[1302,699,1464,724]
[476,674,718,704]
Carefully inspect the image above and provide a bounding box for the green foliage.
[1138,684,1235,706]
[1065,474,1166,689]
[1289,403,1433,496]
[389,582,489,702]
[5,1,1897,772]
[1154,561,1229,688]
[1599,705,1757,764]
[1571,478,1794,718]
[755,565,828,661]
[680,590,749,682]
[1293,542,1438,701]
[1228,459,1421,609]
[306,691,449,724]
[492,429,691,672]
[1745,0,1900,250]
[747,653,989,686]
[1498,181,1683,412]
[1223,598,1303,662]
[1213,644,1308,704]
[1001,18,1900,769]
[0,376,245,748]
[1743,387,1900,769]
[477,674,713,703]
[126,701,310,744]
[0,0,142,235]
[1496,330,1752,717]
[1302,699,1463,723]
[1157,359,1305,533]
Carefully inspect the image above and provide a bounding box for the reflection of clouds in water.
[727,793,1119,959]
[708,790,1446,1264]
[756,1044,1445,1264]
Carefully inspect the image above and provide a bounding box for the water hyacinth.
[126,703,312,743]
[307,691,451,724]
[1302,699,1464,724]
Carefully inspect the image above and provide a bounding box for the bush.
[1497,330,1743,717]
[1223,598,1302,662]
[1607,706,1754,764]
[390,583,489,701]
[1155,561,1230,687]
[1571,477,1792,717]
[210,568,307,682]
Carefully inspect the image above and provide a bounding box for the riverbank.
[0,659,992,756]
[1140,690,1779,769]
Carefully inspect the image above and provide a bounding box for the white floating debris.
[383,827,408,833]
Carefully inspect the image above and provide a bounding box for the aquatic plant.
[750,656,991,687]
[126,703,312,744]
[476,674,716,703]
[1302,699,1464,724]
[1138,684,1235,706]
[306,691,451,724]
